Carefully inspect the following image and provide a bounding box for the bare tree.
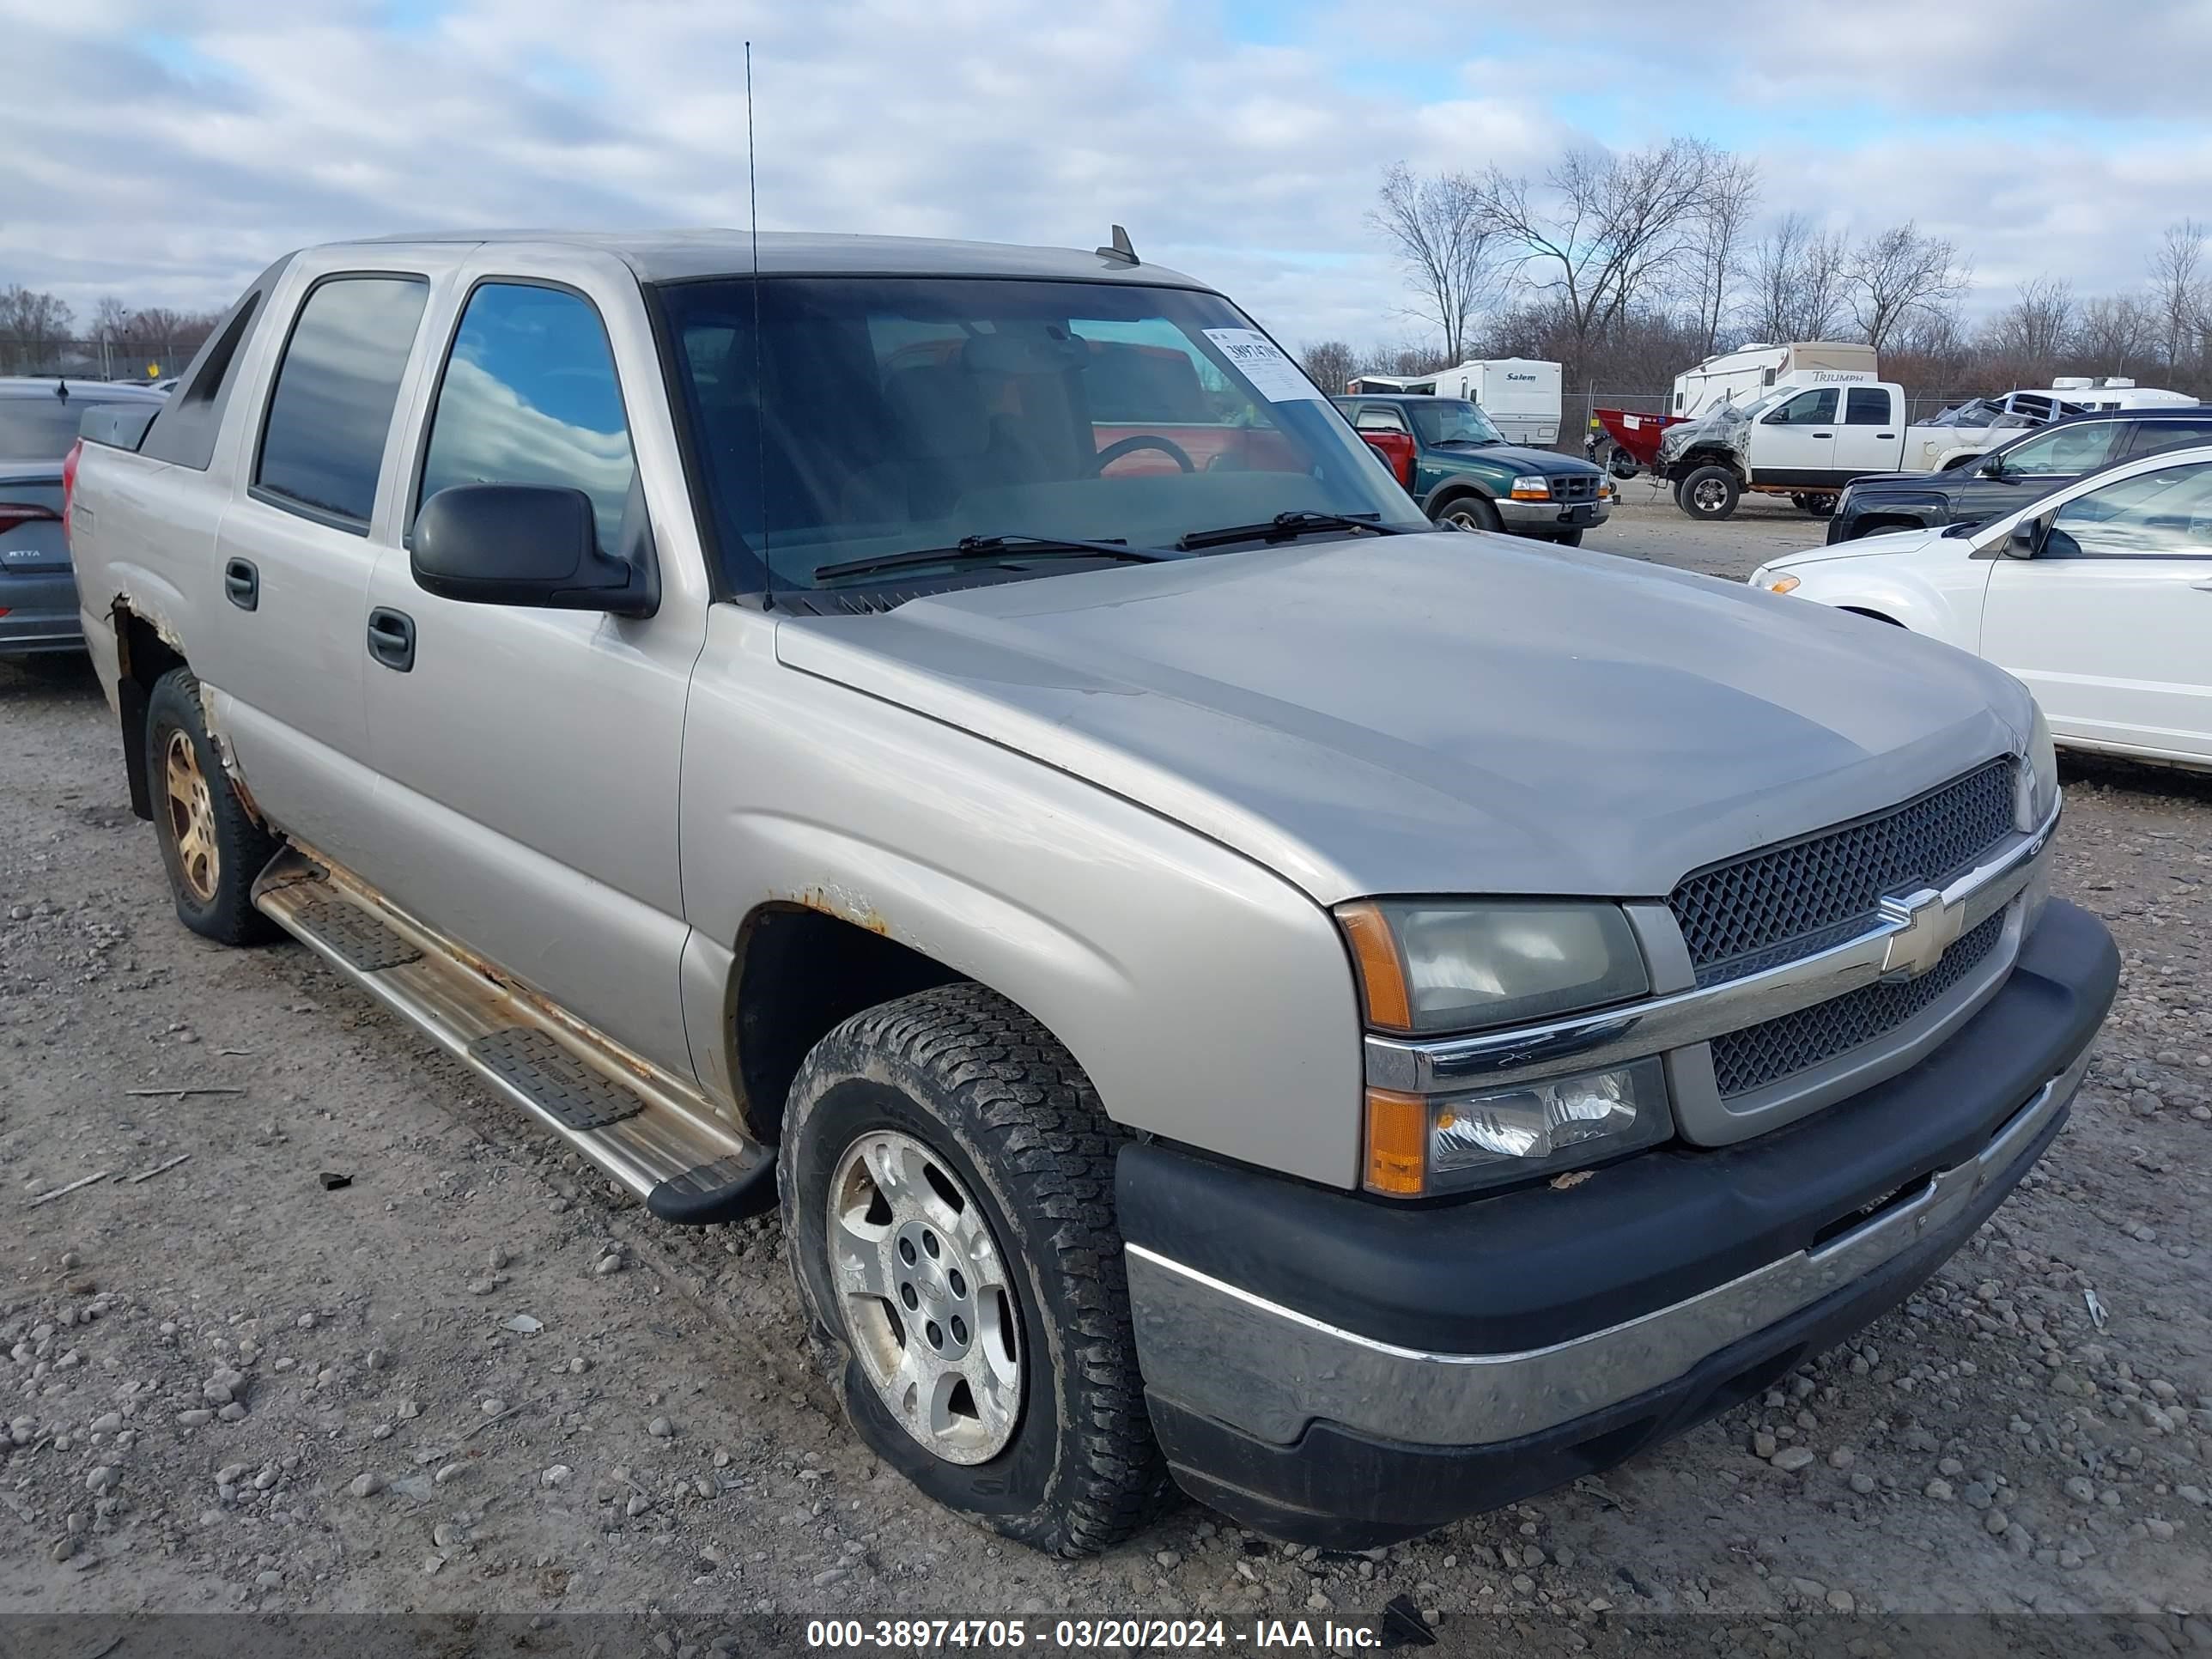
[1986,275,2075,380]
[2150,219,2208,373]
[1367,164,1498,366]
[2073,294,2154,375]
[1473,137,1733,373]
[1298,339,1358,394]
[1685,154,1759,354]
[1742,213,1850,343]
[0,284,75,345]
[1844,222,1970,352]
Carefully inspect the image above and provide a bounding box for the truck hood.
[775,535,2031,904]
[1431,441,1591,475]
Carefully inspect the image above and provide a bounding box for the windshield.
[654,276,1428,593]
[1406,399,1504,447]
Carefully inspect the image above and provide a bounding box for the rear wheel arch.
[111,601,187,822]
[1850,514,1932,539]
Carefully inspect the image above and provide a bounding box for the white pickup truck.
[1656,381,2002,520]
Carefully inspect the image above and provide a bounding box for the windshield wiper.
[1174,510,1408,553]
[813,532,1180,584]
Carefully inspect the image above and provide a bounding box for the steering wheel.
[1091,434,1195,475]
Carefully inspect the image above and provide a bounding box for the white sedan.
[1750,442,2212,769]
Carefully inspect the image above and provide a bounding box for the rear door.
[2128,416,2212,461]
[1751,387,1837,487]
[1980,457,2212,763]
[208,265,440,863]
[356,251,708,1077]
[1831,386,1900,477]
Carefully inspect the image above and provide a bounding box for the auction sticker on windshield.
[1202,328,1326,402]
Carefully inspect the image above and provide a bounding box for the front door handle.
[1812,431,1833,439]
[1875,432,1896,439]
[2191,578,2212,592]
[366,606,416,672]
[223,557,258,611]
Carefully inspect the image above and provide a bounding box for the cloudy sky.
[7,0,2211,349]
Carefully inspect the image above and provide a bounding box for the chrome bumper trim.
[1364,792,2062,1095]
[1127,1042,2087,1449]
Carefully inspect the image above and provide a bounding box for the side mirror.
[2005,518,2042,559]
[1979,456,2008,479]
[412,484,655,617]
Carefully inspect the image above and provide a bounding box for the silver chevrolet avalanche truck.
[64,230,2118,1555]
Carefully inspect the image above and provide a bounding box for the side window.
[1354,405,1409,434]
[2130,421,2212,461]
[1844,388,1890,425]
[2000,422,2124,477]
[417,283,635,550]
[2047,462,2212,558]
[255,276,431,529]
[1765,388,1837,425]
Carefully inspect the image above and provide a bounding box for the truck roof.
[335,228,1212,289]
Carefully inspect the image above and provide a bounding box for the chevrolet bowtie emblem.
[1879,889,1964,980]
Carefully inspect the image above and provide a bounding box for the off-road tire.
[1679,465,1741,521]
[146,667,282,945]
[1433,493,1503,535]
[779,982,1171,1556]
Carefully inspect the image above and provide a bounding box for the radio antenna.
[746,40,773,611]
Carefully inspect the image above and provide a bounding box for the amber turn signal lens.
[1364,1088,1429,1196]
[1765,574,1801,594]
[1336,902,1412,1031]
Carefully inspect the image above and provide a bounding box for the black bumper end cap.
[647,1153,778,1225]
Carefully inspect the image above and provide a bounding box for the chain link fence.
[1,337,193,381]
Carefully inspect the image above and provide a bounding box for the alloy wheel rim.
[162,729,220,903]
[1694,479,1726,511]
[827,1127,1022,1463]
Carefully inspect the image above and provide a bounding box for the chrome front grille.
[1668,760,2017,988]
[1710,910,2006,1097]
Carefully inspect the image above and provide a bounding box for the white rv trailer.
[1343,358,1563,443]
[1671,342,1879,419]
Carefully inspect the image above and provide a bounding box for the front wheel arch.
[1839,606,1906,627]
[1428,489,1502,533]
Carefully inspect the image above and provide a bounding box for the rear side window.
[416,283,635,549]
[255,275,430,530]
[2130,420,2212,460]
[141,264,284,471]
[1844,388,1890,425]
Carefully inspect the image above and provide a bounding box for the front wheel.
[1678,465,1741,521]
[779,984,1169,1556]
[1547,529,1584,547]
[1434,495,1503,534]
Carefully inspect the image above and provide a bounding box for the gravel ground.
[4,520,2212,1651]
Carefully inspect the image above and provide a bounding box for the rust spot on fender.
[792,885,890,936]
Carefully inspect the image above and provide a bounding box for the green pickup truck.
[1331,392,1613,544]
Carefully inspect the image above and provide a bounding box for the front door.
[1753,386,1838,488]
[357,259,709,1078]
[1981,456,2212,763]
[1957,418,2132,527]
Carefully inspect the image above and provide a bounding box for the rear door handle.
[223,557,258,611]
[1812,431,1833,439]
[366,606,416,672]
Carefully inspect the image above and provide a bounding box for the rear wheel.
[780,983,1169,1556]
[1805,495,1838,518]
[1678,465,1741,521]
[145,668,282,945]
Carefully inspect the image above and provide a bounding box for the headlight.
[1337,900,1650,1036]
[2021,701,2058,827]
[1509,475,1551,501]
[1750,567,1800,594]
[1365,1059,1672,1196]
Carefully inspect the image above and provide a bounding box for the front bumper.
[1496,495,1611,534]
[0,570,86,656]
[1118,898,2118,1547]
